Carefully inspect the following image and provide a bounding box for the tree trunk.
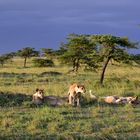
[72,59,77,72]
[75,59,80,72]
[100,56,111,86]
[24,57,27,68]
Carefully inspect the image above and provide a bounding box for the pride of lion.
[32,83,139,106]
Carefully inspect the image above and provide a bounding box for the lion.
[115,96,139,105]
[103,96,120,104]
[100,95,139,105]
[32,88,44,105]
[68,83,86,106]
[32,89,68,106]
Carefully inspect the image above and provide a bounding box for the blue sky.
[0,0,140,54]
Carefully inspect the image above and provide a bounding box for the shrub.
[32,58,54,67]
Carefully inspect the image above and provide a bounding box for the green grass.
[0,58,140,140]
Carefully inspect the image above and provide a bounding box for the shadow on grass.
[0,92,134,108]
[39,71,62,77]
[0,92,32,107]
[0,72,33,78]
[0,71,63,78]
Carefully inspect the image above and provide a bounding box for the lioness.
[68,83,86,106]
[32,89,68,106]
[115,96,139,105]
[44,96,68,106]
[32,88,44,105]
[102,95,139,105]
[103,96,120,104]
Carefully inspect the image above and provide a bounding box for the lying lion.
[43,96,68,106]
[32,89,68,106]
[89,91,139,105]
[32,88,44,105]
[115,96,139,105]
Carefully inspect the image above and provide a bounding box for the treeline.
[0,34,140,85]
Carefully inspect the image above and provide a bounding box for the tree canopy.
[90,34,138,85]
[60,34,96,72]
[17,47,39,67]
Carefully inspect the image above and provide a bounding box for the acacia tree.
[17,47,39,67]
[130,54,140,65]
[54,43,68,57]
[41,48,54,59]
[60,34,96,72]
[0,55,8,66]
[0,53,16,66]
[111,48,131,64]
[91,35,138,85]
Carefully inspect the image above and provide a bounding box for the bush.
[32,58,54,67]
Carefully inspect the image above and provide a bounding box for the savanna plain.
[0,58,140,140]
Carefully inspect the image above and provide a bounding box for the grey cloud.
[0,0,140,53]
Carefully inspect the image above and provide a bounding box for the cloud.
[0,0,139,26]
[0,0,140,53]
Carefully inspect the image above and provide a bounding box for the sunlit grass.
[0,58,140,139]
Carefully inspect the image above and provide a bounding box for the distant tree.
[5,52,17,58]
[41,48,54,59]
[32,58,54,67]
[60,34,96,72]
[17,47,39,67]
[0,53,14,66]
[91,34,138,85]
[0,55,7,66]
[54,43,68,57]
[130,54,140,64]
[5,52,17,63]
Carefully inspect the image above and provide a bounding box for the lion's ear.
[36,88,39,92]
